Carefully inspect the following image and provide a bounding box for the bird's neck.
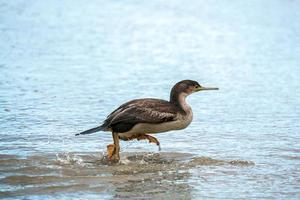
[170,92,191,114]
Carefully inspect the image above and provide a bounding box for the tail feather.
[75,125,104,136]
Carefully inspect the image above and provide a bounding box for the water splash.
[55,152,86,166]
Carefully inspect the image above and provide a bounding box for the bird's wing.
[103,99,179,128]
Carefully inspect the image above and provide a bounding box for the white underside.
[118,117,192,138]
[118,96,193,138]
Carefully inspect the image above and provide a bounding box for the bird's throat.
[178,93,192,114]
[170,92,192,115]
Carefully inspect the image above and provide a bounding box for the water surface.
[0,0,300,199]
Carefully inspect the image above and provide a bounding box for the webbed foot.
[106,144,120,163]
[137,134,161,151]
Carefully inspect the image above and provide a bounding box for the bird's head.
[170,80,218,102]
[172,80,218,95]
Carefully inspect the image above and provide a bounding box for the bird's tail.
[75,125,105,136]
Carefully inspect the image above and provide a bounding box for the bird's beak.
[196,86,219,91]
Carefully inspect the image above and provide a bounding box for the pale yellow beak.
[196,86,219,92]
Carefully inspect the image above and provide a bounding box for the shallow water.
[0,152,254,199]
[0,0,300,199]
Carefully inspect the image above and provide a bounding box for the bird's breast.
[174,109,193,130]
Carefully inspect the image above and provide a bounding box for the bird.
[76,80,218,163]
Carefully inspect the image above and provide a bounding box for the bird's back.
[101,98,181,133]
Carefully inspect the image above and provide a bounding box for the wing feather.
[102,98,179,131]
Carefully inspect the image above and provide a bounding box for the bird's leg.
[137,134,161,151]
[107,132,120,163]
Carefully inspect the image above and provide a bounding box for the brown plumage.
[76,80,218,163]
[102,98,181,133]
